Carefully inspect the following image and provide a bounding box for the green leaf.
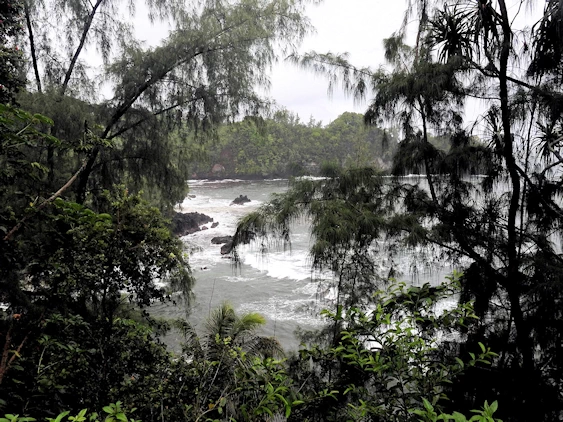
[285,405,291,418]
[423,398,434,413]
[33,113,54,125]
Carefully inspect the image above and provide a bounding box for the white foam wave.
[237,296,326,327]
[238,245,311,281]
[223,275,259,283]
[188,178,247,186]
[294,176,327,181]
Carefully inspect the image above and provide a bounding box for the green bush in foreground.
[1,402,138,422]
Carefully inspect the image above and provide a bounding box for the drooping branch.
[0,325,28,386]
[287,52,374,101]
[3,158,88,242]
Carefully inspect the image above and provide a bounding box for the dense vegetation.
[233,0,563,421]
[1,0,562,422]
[189,111,395,179]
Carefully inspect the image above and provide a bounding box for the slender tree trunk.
[497,0,533,371]
[24,1,41,93]
[418,98,438,204]
[75,47,202,203]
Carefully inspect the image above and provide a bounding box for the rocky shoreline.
[170,211,214,236]
[170,195,255,254]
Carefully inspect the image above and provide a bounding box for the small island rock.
[231,195,251,205]
[221,241,233,255]
[212,236,233,245]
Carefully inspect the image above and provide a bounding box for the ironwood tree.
[233,1,563,420]
[19,0,314,207]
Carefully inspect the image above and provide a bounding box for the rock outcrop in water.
[171,212,213,236]
[213,235,235,255]
[221,241,234,255]
[220,230,256,255]
[231,195,251,205]
[211,236,233,244]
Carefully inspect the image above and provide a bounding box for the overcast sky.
[129,1,543,126]
[128,0,407,125]
[268,0,406,125]
[268,0,544,126]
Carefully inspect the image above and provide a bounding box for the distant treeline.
[189,111,398,179]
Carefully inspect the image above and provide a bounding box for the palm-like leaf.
[429,4,474,63]
[182,302,283,362]
[528,0,563,81]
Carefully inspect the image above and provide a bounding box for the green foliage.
[1,402,140,422]
[0,99,192,419]
[232,166,395,310]
[5,1,563,421]
[174,303,294,421]
[413,399,502,422]
[191,111,394,179]
[288,275,499,422]
[0,0,25,104]
[270,2,563,420]
[18,0,314,207]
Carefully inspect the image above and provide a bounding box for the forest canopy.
[2,0,563,421]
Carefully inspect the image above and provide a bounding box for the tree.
[0,104,192,416]
[234,1,563,420]
[0,0,25,104]
[18,0,313,207]
[189,111,392,179]
[175,303,293,421]
[287,276,501,422]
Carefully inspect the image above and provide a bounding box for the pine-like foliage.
[234,1,563,420]
[19,0,314,207]
[0,0,25,104]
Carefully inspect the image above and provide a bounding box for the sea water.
[152,178,460,352]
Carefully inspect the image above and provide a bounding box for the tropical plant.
[1,401,140,422]
[174,303,298,421]
[284,276,501,422]
[0,103,192,417]
[18,0,314,207]
[234,1,563,420]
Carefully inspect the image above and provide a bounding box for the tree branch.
[24,1,42,93]
[61,0,104,95]
[3,158,88,241]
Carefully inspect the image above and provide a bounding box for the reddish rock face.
[211,163,225,173]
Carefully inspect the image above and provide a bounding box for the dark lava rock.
[221,241,233,255]
[231,195,251,205]
[171,212,213,236]
[211,222,219,228]
[219,230,256,255]
[211,236,233,245]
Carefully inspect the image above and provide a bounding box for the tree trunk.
[24,1,41,93]
[497,0,533,371]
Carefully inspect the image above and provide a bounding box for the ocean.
[152,178,459,352]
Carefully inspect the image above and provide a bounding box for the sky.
[267,0,544,126]
[129,0,408,125]
[267,0,406,125]
[129,0,544,127]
